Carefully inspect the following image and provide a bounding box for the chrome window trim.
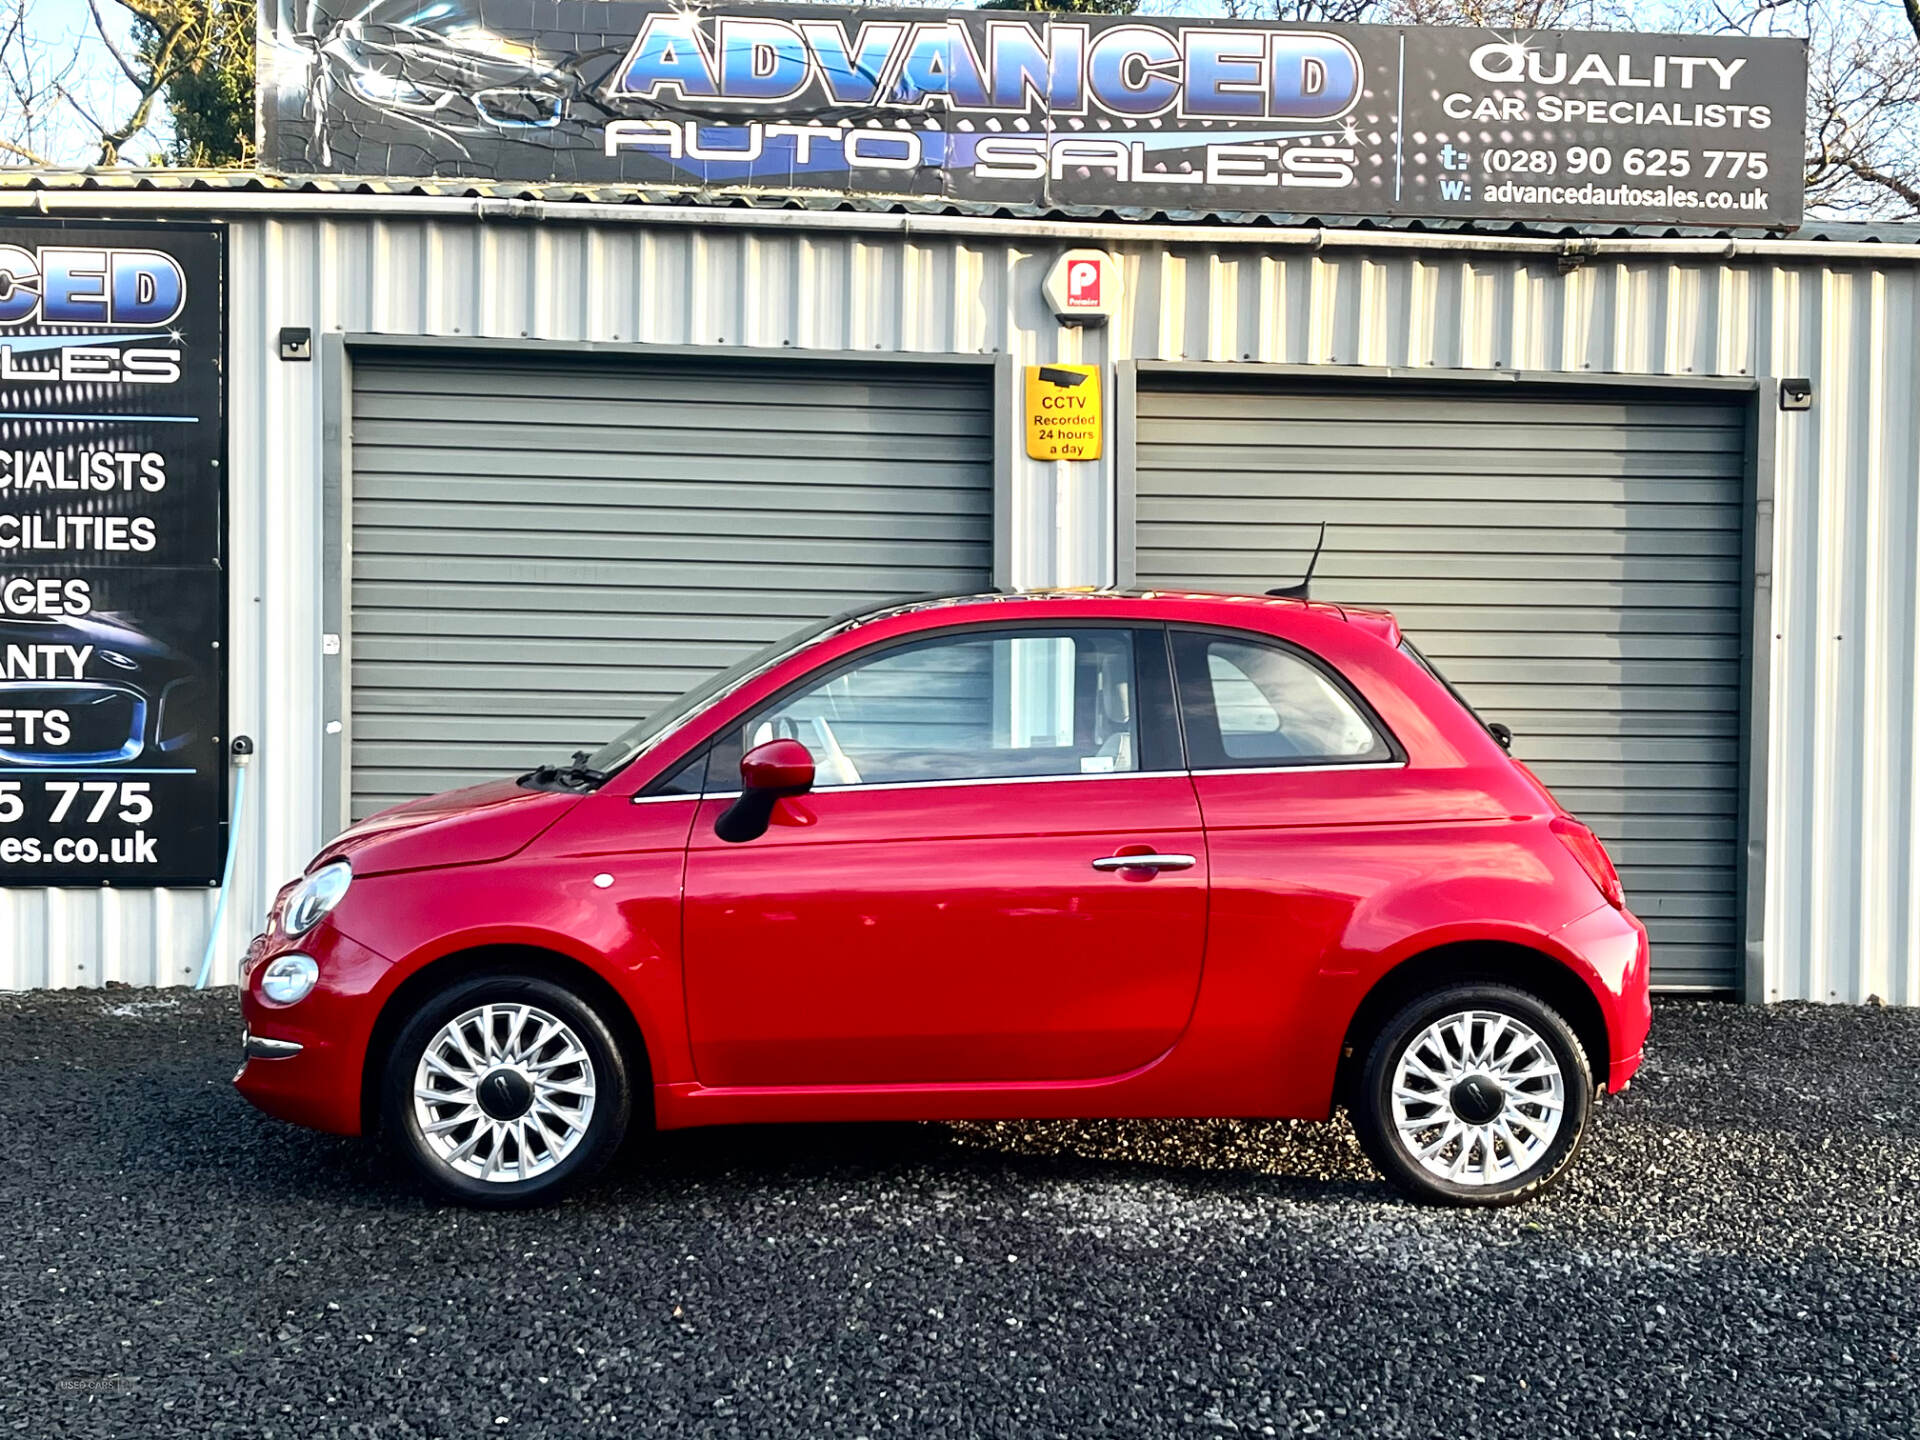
[808,769,1180,796]
[658,769,1187,802]
[636,760,1406,802]
[1187,760,1408,777]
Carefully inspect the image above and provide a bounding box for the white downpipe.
[194,745,250,990]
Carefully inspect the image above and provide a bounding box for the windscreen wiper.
[518,749,610,792]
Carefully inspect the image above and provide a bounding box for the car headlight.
[283,860,352,937]
[260,953,319,1005]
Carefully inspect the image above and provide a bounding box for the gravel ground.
[1,991,1915,1439]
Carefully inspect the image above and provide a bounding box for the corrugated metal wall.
[0,209,1913,1003]
[1130,381,1751,992]
[346,349,995,819]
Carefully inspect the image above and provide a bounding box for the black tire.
[380,973,632,1209]
[1351,982,1593,1207]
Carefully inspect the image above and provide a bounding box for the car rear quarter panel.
[1179,605,1631,1119]
[1195,800,1624,1118]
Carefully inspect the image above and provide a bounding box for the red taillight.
[1551,816,1625,910]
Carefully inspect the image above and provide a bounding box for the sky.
[5,0,168,165]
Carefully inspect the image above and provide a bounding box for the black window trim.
[1168,623,1406,773]
[638,617,1183,798]
[635,744,713,801]
[1133,623,1184,775]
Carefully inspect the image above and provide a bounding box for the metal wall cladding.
[0,210,1913,1004]
[346,349,995,819]
[1131,381,1751,993]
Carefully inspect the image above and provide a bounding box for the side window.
[1172,630,1392,769]
[724,628,1139,787]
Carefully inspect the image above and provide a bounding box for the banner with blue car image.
[0,222,226,886]
[258,1,1806,229]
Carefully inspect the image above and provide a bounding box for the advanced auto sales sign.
[259,1,1807,229]
[0,223,226,886]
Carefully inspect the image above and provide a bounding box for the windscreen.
[580,612,855,777]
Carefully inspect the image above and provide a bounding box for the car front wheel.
[380,974,632,1208]
[1352,982,1593,1206]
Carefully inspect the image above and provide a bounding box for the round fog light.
[260,953,319,1005]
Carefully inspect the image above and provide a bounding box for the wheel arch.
[359,943,655,1136]
[1334,940,1611,1109]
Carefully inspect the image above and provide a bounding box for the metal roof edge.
[2,169,1917,261]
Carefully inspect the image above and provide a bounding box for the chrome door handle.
[1091,853,1197,872]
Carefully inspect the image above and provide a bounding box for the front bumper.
[233,923,393,1136]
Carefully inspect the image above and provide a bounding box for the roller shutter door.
[1134,379,1746,992]
[348,351,994,821]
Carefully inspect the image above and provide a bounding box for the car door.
[680,623,1208,1089]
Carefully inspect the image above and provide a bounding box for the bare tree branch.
[0,0,84,167]
[55,80,111,137]
[85,0,146,90]
[0,134,52,166]
[89,13,202,165]
[1843,153,1920,209]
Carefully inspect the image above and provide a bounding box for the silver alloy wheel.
[1389,1009,1566,1187]
[411,1002,597,1184]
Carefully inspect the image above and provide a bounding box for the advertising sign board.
[259,1,1808,229]
[0,222,227,886]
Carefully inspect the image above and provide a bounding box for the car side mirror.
[1488,722,1513,752]
[715,739,816,843]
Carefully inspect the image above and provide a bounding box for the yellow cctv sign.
[1024,364,1103,461]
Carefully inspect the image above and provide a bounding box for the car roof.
[836,587,1403,646]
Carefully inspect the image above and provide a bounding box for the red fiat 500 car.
[237,591,1649,1208]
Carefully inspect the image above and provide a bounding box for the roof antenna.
[1265,523,1327,599]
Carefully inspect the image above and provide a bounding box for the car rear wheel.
[1352,983,1593,1207]
[380,974,631,1208]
